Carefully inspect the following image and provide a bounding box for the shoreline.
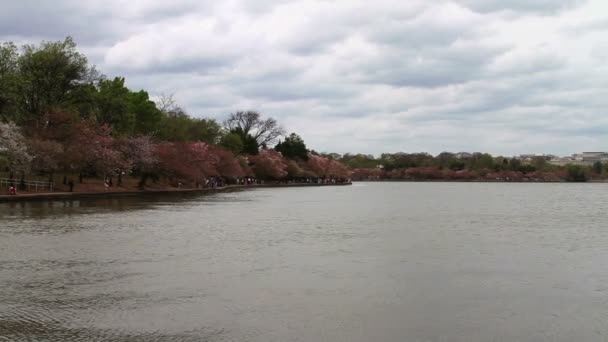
[0,183,352,202]
[354,179,608,183]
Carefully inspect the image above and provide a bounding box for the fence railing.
[0,178,54,192]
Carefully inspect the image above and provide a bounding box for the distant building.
[580,152,608,162]
[548,152,608,166]
[517,154,552,160]
[454,152,472,159]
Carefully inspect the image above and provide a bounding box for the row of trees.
[336,152,606,182]
[0,37,351,191]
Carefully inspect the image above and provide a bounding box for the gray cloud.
[1,0,607,156]
[455,0,586,13]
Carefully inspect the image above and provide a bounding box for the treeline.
[0,37,350,191]
[334,152,606,182]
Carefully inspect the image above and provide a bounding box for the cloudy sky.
[2,0,607,156]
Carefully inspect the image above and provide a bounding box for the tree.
[509,158,522,172]
[157,112,191,142]
[96,77,134,135]
[129,90,162,135]
[0,42,20,122]
[326,158,351,179]
[212,147,245,180]
[219,132,244,154]
[593,161,603,174]
[470,153,495,171]
[341,153,378,169]
[0,122,32,179]
[286,160,305,179]
[275,133,308,160]
[157,111,222,144]
[224,111,285,146]
[230,127,259,155]
[322,152,342,160]
[27,138,63,182]
[566,164,589,182]
[18,37,92,126]
[155,93,180,114]
[114,135,157,186]
[155,142,218,184]
[188,118,222,144]
[531,157,549,172]
[305,154,331,178]
[64,121,122,182]
[249,149,288,180]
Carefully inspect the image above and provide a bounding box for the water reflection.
[0,190,249,220]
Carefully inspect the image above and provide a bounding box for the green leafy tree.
[531,157,549,172]
[220,132,244,154]
[593,161,603,174]
[18,37,92,126]
[129,90,162,135]
[341,153,379,169]
[470,153,495,170]
[322,152,342,160]
[157,112,222,143]
[230,127,259,155]
[0,42,20,122]
[566,164,589,182]
[275,133,308,160]
[188,118,222,144]
[509,158,522,171]
[95,77,134,135]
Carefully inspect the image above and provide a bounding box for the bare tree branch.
[224,111,284,145]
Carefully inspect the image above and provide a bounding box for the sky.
[1,0,607,156]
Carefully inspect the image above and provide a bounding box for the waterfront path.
[0,182,351,202]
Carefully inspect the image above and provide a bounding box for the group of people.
[198,177,262,188]
[202,177,225,188]
[277,177,352,184]
[235,177,261,185]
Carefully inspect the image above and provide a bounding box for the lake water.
[1,182,607,342]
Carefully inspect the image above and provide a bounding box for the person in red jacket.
[8,185,17,195]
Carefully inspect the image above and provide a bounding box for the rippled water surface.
[1,183,608,341]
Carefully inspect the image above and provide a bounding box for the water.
[1,182,607,342]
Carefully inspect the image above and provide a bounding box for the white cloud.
[1,0,607,156]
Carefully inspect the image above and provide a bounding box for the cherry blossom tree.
[249,149,288,180]
[286,159,304,179]
[114,135,157,186]
[155,142,219,186]
[0,121,32,180]
[304,154,330,178]
[27,138,63,182]
[65,121,122,183]
[212,147,245,181]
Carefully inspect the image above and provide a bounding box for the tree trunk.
[118,172,122,186]
[79,172,83,184]
[19,172,26,191]
[138,174,148,189]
